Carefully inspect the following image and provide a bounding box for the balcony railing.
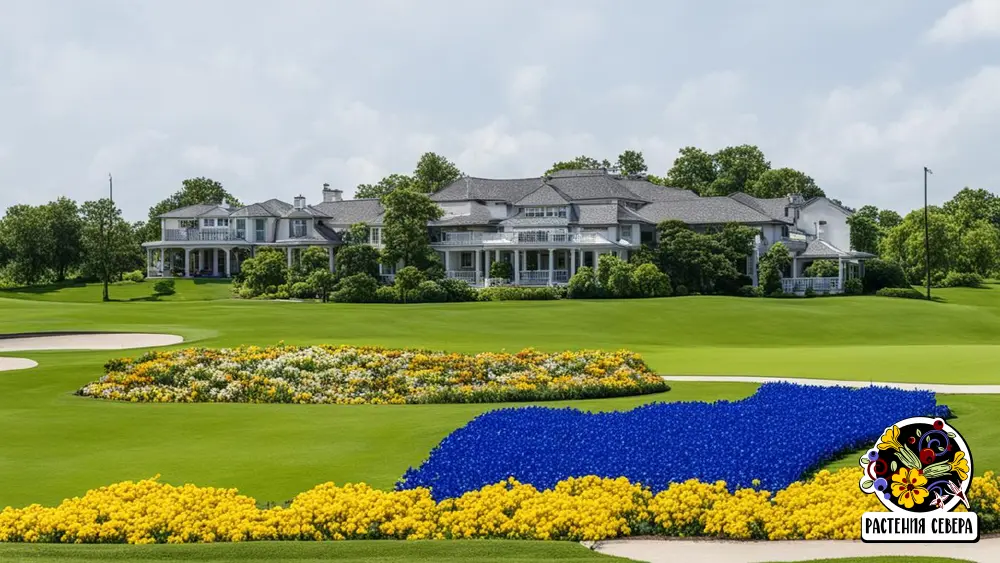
[446,270,478,283]
[433,231,611,246]
[164,228,241,242]
[782,276,841,294]
[518,270,569,285]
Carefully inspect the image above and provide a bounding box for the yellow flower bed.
[2,469,999,544]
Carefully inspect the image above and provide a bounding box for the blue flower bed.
[397,383,950,500]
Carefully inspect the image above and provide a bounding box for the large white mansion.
[142,169,872,293]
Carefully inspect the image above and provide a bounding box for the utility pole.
[109,173,114,203]
[924,167,932,300]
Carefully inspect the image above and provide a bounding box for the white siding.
[797,199,850,251]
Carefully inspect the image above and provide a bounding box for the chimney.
[322,183,343,202]
[294,195,305,209]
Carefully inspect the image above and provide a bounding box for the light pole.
[924,167,932,300]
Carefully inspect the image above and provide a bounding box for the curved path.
[0,333,183,372]
[661,375,1000,394]
[593,537,1000,563]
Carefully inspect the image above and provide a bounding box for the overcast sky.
[1,0,998,221]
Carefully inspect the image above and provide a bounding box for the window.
[235,219,246,239]
[179,219,197,229]
[370,227,381,245]
[524,207,543,218]
[255,219,266,241]
[784,208,789,217]
[291,219,306,238]
[557,207,567,218]
[460,252,473,269]
[781,225,790,237]
[202,218,215,227]
[621,225,634,242]
[217,218,230,227]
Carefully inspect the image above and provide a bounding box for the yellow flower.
[877,425,902,451]
[950,452,970,481]
[890,468,928,509]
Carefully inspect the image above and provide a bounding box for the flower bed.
[2,469,998,543]
[76,345,667,404]
[398,383,951,499]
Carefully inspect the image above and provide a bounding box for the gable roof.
[637,197,776,225]
[799,239,875,259]
[230,203,273,218]
[728,193,794,224]
[311,199,384,226]
[618,204,653,224]
[616,179,700,202]
[513,183,569,206]
[432,177,542,203]
[157,204,228,219]
[547,173,649,203]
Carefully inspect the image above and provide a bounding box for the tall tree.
[664,147,716,194]
[354,173,413,200]
[380,188,443,268]
[708,144,770,196]
[877,209,903,231]
[0,204,53,285]
[748,168,824,199]
[943,187,1000,229]
[847,214,880,254]
[44,197,84,281]
[413,152,462,193]
[959,221,1000,276]
[81,198,137,301]
[881,207,962,282]
[546,155,611,175]
[142,177,240,242]
[616,150,648,175]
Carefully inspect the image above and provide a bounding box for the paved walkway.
[593,537,1000,562]
[660,375,1000,394]
[0,357,38,371]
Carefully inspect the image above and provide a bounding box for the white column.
[184,248,191,277]
[838,258,844,289]
[287,248,293,267]
[213,249,219,276]
[158,250,164,273]
[146,248,152,273]
[494,249,499,265]
[475,249,481,285]
[514,250,521,284]
[592,250,598,269]
[329,247,335,272]
[225,249,232,277]
[548,249,554,285]
[570,248,576,276]
[444,251,450,272]
[791,257,798,278]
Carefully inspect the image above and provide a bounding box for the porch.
[439,247,622,286]
[144,246,248,278]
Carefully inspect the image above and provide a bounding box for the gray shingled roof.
[637,197,776,225]
[281,207,315,219]
[431,202,497,226]
[432,177,542,203]
[728,193,794,224]
[259,199,292,216]
[548,174,649,203]
[575,203,619,225]
[157,204,225,218]
[617,180,700,202]
[799,239,875,259]
[311,199,384,226]
[618,204,653,223]
[513,183,569,206]
[499,212,569,227]
[230,203,273,218]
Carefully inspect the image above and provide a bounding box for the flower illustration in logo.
[859,417,972,513]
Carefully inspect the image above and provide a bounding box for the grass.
[0,278,233,302]
[1,281,1000,562]
[0,541,627,562]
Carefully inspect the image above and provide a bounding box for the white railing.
[164,228,241,242]
[516,270,569,285]
[435,232,485,245]
[446,270,478,283]
[782,277,841,294]
[433,231,612,246]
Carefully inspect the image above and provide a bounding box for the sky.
[0,0,998,221]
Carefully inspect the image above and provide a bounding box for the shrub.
[674,284,689,297]
[875,287,925,300]
[862,259,908,294]
[759,243,791,295]
[289,281,315,299]
[803,287,816,298]
[237,249,287,297]
[803,260,838,278]
[395,266,425,294]
[306,269,337,302]
[605,259,636,298]
[335,245,381,280]
[489,261,512,281]
[152,278,175,296]
[375,285,399,303]
[566,266,599,299]
[478,286,560,301]
[122,270,145,283]
[940,271,984,288]
[736,285,760,298]
[844,278,863,295]
[410,280,448,303]
[631,263,672,298]
[331,274,379,303]
[436,278,477,302]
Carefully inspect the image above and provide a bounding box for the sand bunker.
[0,332,183,353]
[0,357,39,371]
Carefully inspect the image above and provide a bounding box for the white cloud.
[88,130,170,182]
[507,65,548,117]
[181,145,257,178]
[927,0,1000,44]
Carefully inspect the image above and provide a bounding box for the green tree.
[238,248,287,296]
[354,174,414,200]
[881,207,962,282]
[708,144,770,196]
[847,214,880,254]
[804,259,839,278]
[958,221,1000,276]
[413,152,462,194]
[546,155,611,175]
[43,197,84,281]
[344,222,370,245]
[335,244,381,280]
[878,209,903,230]
[142,177,240,241]
[748,168,824,199]
[380,188,443,268]
[80,198,136,301]
[616,150,648,175]
[393,265,425,303]
[566,266,599,298]
[631,263,672,298]
[759,242,791,295]
[0,204,53,285]
[943,187,1000,229]
[664,146,716,194]
[306,269,337,302]
[656,220,737,293]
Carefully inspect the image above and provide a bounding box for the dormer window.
[524,206,567,218]
[291,219,307,238]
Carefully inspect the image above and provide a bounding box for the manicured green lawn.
[0,278,233,302]
[0,541,627,562]
[1,283,999,509]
